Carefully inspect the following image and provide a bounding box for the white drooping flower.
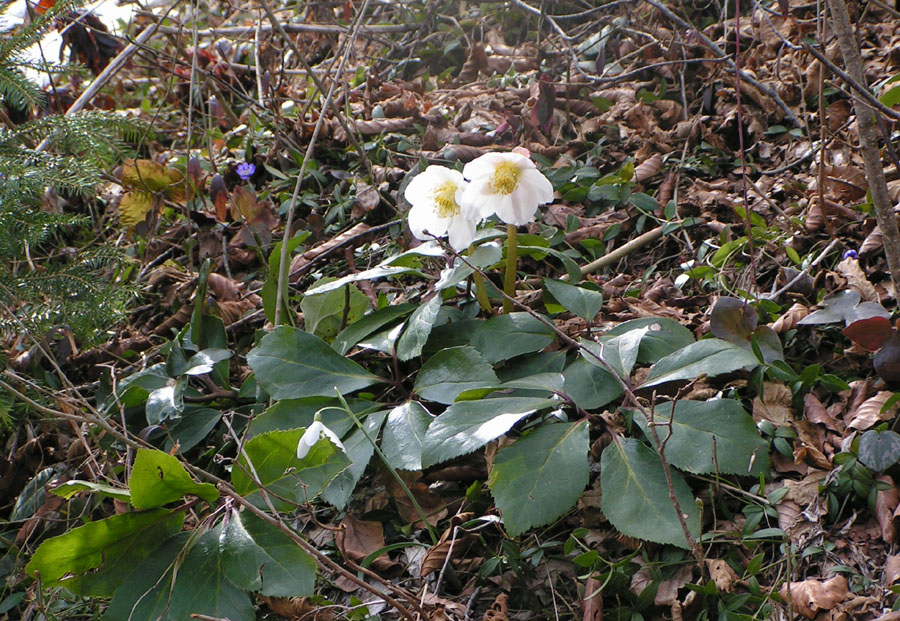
[404,166,476,252]
[460,151,554,226]
[296,420,344,459]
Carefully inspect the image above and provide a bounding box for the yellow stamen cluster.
[432,181,459,218]
[489,161,522,195]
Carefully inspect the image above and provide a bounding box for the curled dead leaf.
[633,153,663,184]
[860,226,884,258]
[847,391,899,430]
[876,474,899,544]
[884,554,900,586]
[771,303,809,333]
[779,575,849,619]
[705,558,738,593]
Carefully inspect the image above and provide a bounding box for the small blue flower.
[843,249,858,260]
[236,162,256,181]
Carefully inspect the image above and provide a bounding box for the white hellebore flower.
[297,420,344,459]
[404,166,476,252]
[460,151,554,226]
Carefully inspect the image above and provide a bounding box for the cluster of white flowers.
[404,149,554,251]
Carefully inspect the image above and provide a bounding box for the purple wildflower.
[236,162,256,181]
[843,249,858,260]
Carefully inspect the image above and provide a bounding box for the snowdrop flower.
[404,166,476,252]
[297,420,344,459]
[460,150,554,226]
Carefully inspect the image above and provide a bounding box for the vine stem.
[503,225,519,314]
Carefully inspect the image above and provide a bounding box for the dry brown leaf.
[876,475,899,544]
[779,575,850,619]
[706,559,738,593]
[836,256,879,302]
[860,226,884,258]
[847,391,899,430]
[884,555,900,586]
[804,393,843,432]
[631,558,692,606]
[633,153,663,184]
[420,523,470,579]
[483,593,509,621]
[752,381,793,426]
[771,303,810,332]
[583,576,603,621]
[336,514,398,572]
[259,596,333,620]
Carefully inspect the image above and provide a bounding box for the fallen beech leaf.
[848,391,899,430]
[779,575,849,619]
[771,302,809,333]
[752,381,793,426]
[337,514,397,572]
[884,555,900,586]
[876,475,899,543]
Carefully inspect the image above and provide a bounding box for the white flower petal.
[297,420,344,459]
[446,214,477,251]
[519,169,555,204]
[408,203,450,240]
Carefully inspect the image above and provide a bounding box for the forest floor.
[6,0,900,619]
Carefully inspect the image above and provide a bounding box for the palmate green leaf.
[51,480,131,502]
[145,379,184,425]
[130,448,219,509]
[26,509,184,593]
[232,428,352,509]
[562,357,623,410]
[105,527,255,621]
[469,313,556,363]
[381,401,432,471]
[247,326,380,399]
[164,406,223,454]
[603,317,694,364]
[239,512,316,597]
[248,396,372,436]
[600,437,700,549]
[640,338,759,388]
[301,278,370,340]
[396,294,442,361]
[102,532,190,620]
[543,278,604,321]
[488,420,589,535]
[456,372,565,401]
[414,345,498,404]
[322,410,388,509]
[580,328,649,381]
[304,265,427,295]
[422,397,558,467]
[634,400,769,476]
[333,303,416,355]
[435,241,503,290]
[239,511,317,596]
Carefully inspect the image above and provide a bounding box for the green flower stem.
[503,224,518,314]
[470,244,493,314]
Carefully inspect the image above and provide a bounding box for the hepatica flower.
[404,165,475,251]
[236,162,256,181]
[460,151,554,226]
[296,420,344,459]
